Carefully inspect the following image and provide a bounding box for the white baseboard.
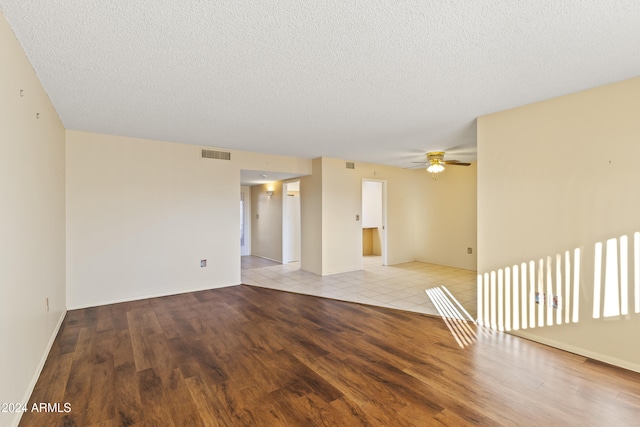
[513,330,640,374]
[66,282,240,310]
[251,254,282,263]
[13,309,67,427]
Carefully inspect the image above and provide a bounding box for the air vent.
[202,149,231,160]
[346,162,355,169]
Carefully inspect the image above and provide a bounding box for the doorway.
[282,181,301,265]
[362,180,387,266]
[240,186,251,256]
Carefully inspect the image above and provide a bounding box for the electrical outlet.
[467,247,472,254]
[45,297,49,312]
[356,214,360,221]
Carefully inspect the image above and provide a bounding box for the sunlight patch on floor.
[426,286,477,348]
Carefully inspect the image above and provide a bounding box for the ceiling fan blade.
[443,160,471,166]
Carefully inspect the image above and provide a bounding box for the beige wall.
[0,13,66,427]
[415,163,477,270]
[300,158,323,275]
[66,131,239,308]
[251,182,283,262]
[321,158,368,274]
[316,157,476,274]
[478,76,640,372]
[66,131,311,309]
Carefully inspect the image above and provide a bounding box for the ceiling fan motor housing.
[427,151,445,164]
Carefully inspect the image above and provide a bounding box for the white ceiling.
[2,1,640,167]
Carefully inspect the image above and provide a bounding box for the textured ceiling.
[2,1,640,167]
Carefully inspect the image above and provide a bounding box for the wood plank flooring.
[20,285,640,426]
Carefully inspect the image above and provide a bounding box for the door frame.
[282,180,301,264]
[240,186,251,256]
[361,179,388,266]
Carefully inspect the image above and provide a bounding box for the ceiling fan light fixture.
[426,151,445,179]
[426,162,445,174]
[414,151,469,179]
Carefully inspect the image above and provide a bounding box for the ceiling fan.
[413,151,471,178]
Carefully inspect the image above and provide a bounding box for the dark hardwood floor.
[20,285,640,426]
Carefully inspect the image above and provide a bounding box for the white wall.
[362,181,383,228]
[415,163,477,270]
[362,180,383,256]
[478,76,640,372]
[66,131,239,308]
[0,13,66,427]
[240,186,251,256]
[66,131,311,308]
[282,181,301,263]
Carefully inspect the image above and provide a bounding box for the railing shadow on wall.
[478,232,640,333]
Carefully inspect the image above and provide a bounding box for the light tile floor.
[241,255,477,318]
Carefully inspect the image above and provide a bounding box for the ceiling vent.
[202,149,231,160]
[346,162,355,169]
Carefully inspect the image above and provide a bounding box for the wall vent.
[202,149,231,160]
[346,162,355,169]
